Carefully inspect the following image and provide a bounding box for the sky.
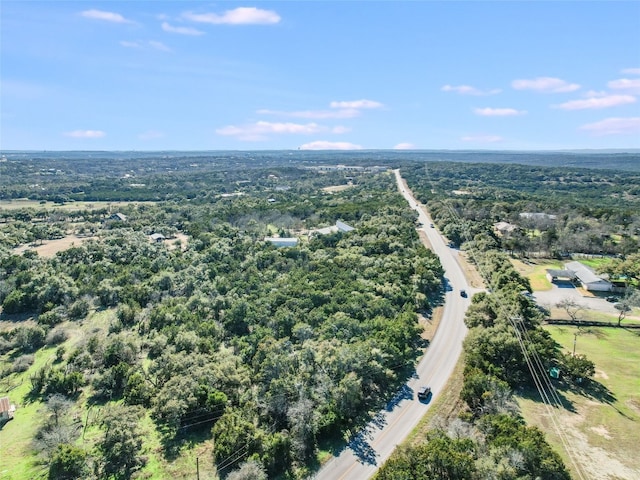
[1,1,640,151]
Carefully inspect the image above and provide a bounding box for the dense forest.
[1,151,638,479]
[1,164,443,478]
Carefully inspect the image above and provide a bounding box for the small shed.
[109,213,127,222]
[336,220,354,232]
[150,233,166,243]
[0,396,15,421]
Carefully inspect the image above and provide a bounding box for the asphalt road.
[311,170,472,480]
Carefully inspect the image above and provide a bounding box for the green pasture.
[510,259,562,291]
[575,257,615,271]
[518,326,640,476]
[0,346,58,480]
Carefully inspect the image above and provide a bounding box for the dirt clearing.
[13,235,98,258]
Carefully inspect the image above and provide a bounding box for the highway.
[311,169,472,480]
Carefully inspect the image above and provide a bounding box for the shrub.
[46,327,69,346]
[12,354,35,373]
[37,307,66,326]
[48,444,88,480]
[15,326,47,353]
[67,298,90,320]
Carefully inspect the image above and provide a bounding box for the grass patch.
[576,257,615,271]
[511,258,562,291]
[0,347,59,480]
[547,306,640,326]
[517,326,640,479]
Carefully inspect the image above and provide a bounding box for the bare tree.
[555,299,585,322]
[227,460,268,480]
[615,289,640,327]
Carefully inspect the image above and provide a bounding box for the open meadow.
[518,326,640,480]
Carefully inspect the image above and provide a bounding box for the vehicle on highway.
[429,223,434,228]
[460,289,467,297]
[606,295,620,302]
[417,386,431,400]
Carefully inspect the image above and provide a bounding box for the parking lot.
[532,282,623,316]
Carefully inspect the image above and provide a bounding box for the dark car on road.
[417,386,431,400]
[460,289,467,297]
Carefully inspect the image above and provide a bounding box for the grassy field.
[517,326,640,480]
[576,257,616,271]
[0,346,57,480]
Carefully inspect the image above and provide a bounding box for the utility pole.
[196,457,200,480]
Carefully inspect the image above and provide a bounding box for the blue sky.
[2,1,640,151]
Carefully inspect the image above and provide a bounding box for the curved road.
[312,170,472,480]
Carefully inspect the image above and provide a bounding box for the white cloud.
[441,85,501,96]
[554,94,636,110]
[330,99,383,109]
[64,130,106,138]
[183,7,280,25]
[161,22,204,36]
[461,135,503,143]
[257,108,360,119]
[331,126,351,134]
[120,40,171,52]
[608,78,640,95]
[394,143,415,150]
[120,40,142,49]
[621,68,640,75]
[138,130,164,140]
[299,141,363,150]
[474,107,526,116]
[580,117,640,136]
[149,41,171,52]
[80,9,132,24]
[512,77,580,93]
[216,121,324,140]
[257,99,381,120]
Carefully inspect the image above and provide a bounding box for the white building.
[264,237,299,248]
[564,261,612,292]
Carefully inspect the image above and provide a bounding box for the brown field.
[12,232,190,258]
[13,235,98,257]
[322,185,353,193]
[0,199,154,211]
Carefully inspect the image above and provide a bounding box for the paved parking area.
[532,282,620,315]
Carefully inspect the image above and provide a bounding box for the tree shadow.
[385,384,413,412]
[348,425,378,466]
[159,423,215,462]
[573,379,619,409]
[518,384,577,413]
[0,312,35,323]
